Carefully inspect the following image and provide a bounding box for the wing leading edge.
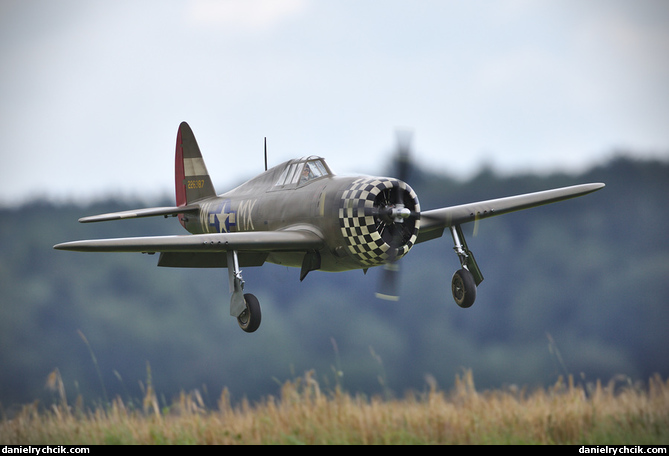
[54,229,324,253]
[416,182,605,243]
[77,205,200,223]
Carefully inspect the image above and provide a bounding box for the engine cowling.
[339,178,420,267]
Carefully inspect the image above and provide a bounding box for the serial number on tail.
[187,179,206,189]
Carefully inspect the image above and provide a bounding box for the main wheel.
[237,293,261,333]
[451,268,477,308]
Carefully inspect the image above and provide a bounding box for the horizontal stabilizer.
[54,229,324,253]
[78,205,200,223]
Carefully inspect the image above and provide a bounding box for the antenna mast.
[264,137,268,171]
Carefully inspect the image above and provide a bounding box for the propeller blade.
[395,129,413,183]
[375,220,404,300]
[394,128,415,208]
[375,262,401,301]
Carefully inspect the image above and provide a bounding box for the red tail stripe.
[175,126,186,207]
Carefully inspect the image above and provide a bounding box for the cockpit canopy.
[274,156,332,188]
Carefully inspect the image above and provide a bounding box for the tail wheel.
[237,293,261,333]
[452,268,477,308]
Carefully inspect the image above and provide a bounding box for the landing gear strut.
[227,250,261,333]
[449,225,484,308]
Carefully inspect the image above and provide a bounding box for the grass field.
[2,370,668,445]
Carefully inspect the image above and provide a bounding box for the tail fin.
[175,122,217,206]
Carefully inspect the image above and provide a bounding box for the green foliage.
[0,156,668,409]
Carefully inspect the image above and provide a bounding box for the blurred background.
[1,1,668,407]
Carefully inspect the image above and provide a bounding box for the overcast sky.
[1,0,668,207]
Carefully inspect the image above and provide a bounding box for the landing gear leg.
[449,225,484,308]
[227,250,261,333]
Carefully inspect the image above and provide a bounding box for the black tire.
[237,293,261,333]
[451,268,477,308]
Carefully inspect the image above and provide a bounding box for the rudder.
[175,122,217,207]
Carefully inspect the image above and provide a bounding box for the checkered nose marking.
[338,178,420,267]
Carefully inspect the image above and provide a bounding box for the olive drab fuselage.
[180,156,421,272]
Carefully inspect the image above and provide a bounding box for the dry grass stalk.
[2,370,668,444]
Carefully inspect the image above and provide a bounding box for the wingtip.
[577,182,606,194]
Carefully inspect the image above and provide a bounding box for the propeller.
[395,128,413,184]
[375,129,417,301]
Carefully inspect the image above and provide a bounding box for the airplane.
[54,122,605,333]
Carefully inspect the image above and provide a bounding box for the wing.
[54,229,324,253]
[77,205,200,223]
[416,182,604,243]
